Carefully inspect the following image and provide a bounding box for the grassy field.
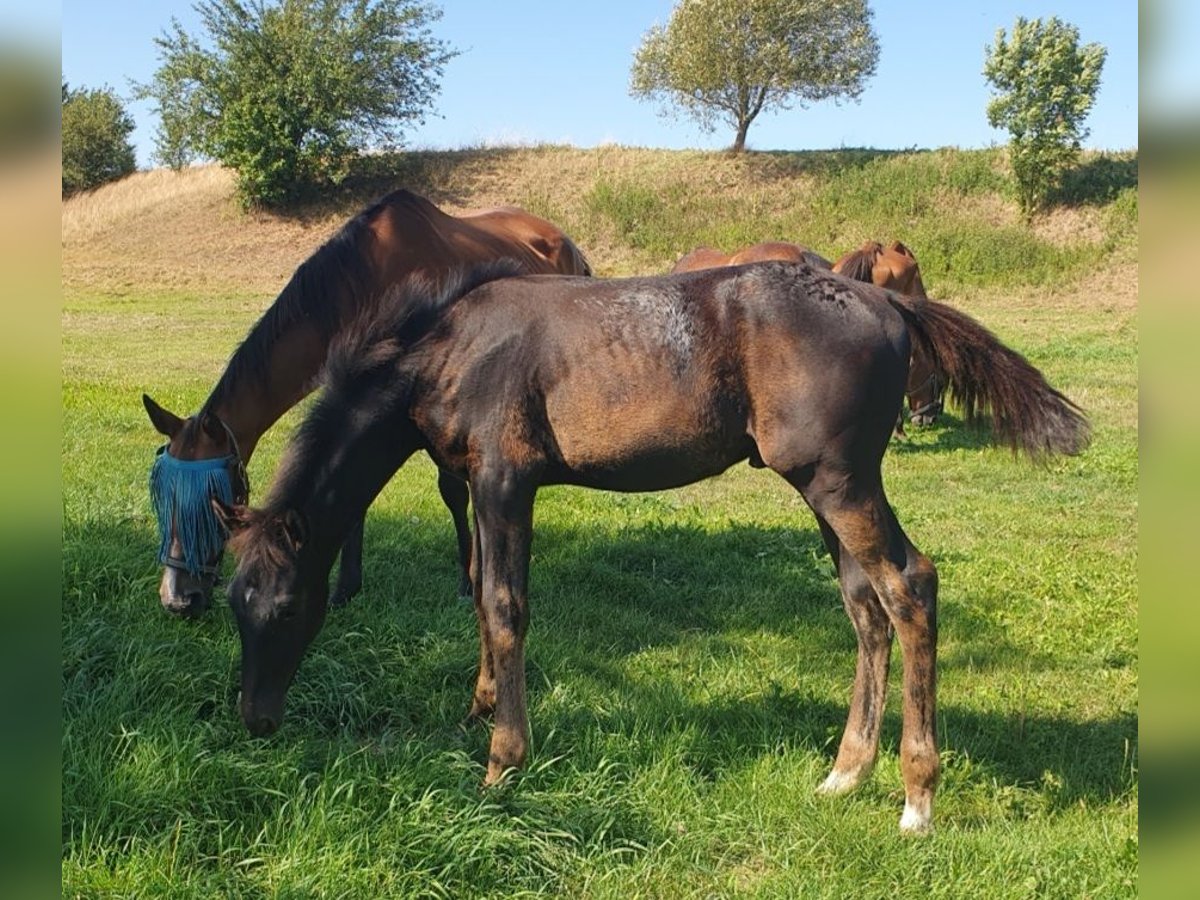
[63,147,1137,897]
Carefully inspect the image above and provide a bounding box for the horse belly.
[543,377,746,491]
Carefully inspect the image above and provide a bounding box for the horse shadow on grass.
[326,510,1132,807]
[63,509,1134,855]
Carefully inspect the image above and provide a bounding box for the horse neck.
[268,387,423,568]
[206,319,333,462]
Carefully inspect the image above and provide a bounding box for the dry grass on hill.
[62,145,1136,297]
[61,147,832,293]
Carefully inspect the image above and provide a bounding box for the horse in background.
[218,260,1089,835]
[671,240,832,273]
[143,189,591,618]
[832,240,942,429]
[833,239,928,300]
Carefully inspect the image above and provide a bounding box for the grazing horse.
[143,190,591,617]
[216,261,1088,834]
[671,240,833,273]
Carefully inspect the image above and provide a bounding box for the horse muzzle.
[240,691,284,737]
[159,567,215,618]
[909,400,943,427]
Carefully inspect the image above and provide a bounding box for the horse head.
[215,501,327,737]
[904,339,945,427]
[143,394,248,617]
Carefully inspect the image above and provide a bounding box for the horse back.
[364,190,589,282]
[412,264,910,490]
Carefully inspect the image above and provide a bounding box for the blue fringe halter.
[148,448,237,576]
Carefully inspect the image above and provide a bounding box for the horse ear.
[281,509,307,552]
[212,498,252,535]
[143,394,183,439]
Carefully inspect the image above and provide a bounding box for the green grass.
[63,148,1137,897]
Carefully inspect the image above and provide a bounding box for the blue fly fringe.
[148,448,237,575]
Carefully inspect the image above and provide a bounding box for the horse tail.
[885,294,1090,458]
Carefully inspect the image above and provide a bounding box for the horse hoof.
[899,802,934,835]
[816,766,870,796]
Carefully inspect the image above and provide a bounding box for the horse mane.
[559,234,593,276]
[835,241,884,285]
[201,190,445,417]
[256,259,524,514]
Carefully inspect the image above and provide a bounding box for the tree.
[983,16,1106,218]
[61,83,137,196]
[630,0,879,153]
[135,0,456,208]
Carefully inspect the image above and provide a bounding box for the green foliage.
[135,0,456,208]
[573,148,1134,289]
[630,0,879,152]
[983,17,1107,218]
[61,83,137,196]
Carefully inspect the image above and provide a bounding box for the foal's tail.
[885,294,1091,458]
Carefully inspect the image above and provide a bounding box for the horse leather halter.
[905,368,944,421]
[156,414,249,579]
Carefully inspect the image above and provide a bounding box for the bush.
[136,0,457,209]
[61,84,137,196]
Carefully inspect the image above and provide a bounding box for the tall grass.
[63,146,1137,897]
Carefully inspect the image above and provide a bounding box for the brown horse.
[217,260,1088,834]
[671,240,833,273]
[143,190,591,617]
[833,239,928,300]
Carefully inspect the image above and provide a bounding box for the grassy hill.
[63,145,1136,292]
[63,146,1138,897]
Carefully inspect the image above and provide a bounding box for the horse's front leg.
[329,515,365,607]
[466,509,494,721]
[437,466,473,597]
[470,472,536,786]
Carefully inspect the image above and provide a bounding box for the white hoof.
[899,799,933,835]
[816,768,866,796]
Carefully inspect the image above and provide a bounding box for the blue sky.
[59,1,1151,169]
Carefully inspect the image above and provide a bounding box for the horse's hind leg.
[330,516,365,608]
[793,468,939,834]
[811,516,894,796]
[437,467,474,597]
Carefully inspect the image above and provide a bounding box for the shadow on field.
[64,509,1133,848]
[320,512,1131,806]
[887,413,1000,457]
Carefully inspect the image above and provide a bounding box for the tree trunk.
[732,119,750,153]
